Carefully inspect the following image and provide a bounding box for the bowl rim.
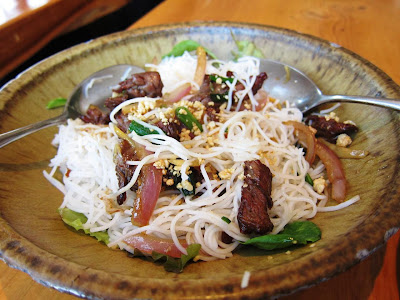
[0,21,399,299]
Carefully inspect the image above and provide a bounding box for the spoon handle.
[0,112,68,148]
[320,95,400,111]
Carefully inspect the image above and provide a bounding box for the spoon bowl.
[0,64,144,148]
[260,59,400,112]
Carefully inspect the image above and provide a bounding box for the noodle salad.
[44,42,362,272]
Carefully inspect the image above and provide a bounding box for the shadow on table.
[0,0,163,88]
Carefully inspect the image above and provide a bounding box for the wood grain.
[129,0,400,85]
[0,0,130,79]
[0,0,399,299]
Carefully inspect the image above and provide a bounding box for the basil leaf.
[59,208,109,244]
[152,244,201,273]
[305,173,314,185]
[175,106,203,132]
[221,216,231,224]
[46,97,67,109]
[163,40,217,59]
[129,120,159,136]
[210,74,234,84]
[281,221,321,244]
[242,221,321,250]
[210,93,229,103]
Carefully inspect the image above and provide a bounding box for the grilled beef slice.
[305,115,358,143]
[112,71,163,99]
[238,160,273,235]
[115,139,138,204]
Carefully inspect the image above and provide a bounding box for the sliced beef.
[113,72,163,99]
[188,75,223,121]
[104,95,129,110]
[305,115,358,143]
[115,139,138,204]
[238,160,273,235]
[80,104,110,125]
[235,72,268,95]
[155,118,185,140]
[114,112,131,133]
[221,232,233,244]
[251,72,268,94]
[243,160,273,209]
[199,74,212,94]
[188,92,221,122]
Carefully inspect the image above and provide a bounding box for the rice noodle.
[45,54,359,261]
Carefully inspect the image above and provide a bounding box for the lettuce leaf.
[242,221,321,250]
[231,31,264,60]
[151,243,201,273]
[59,208,109,244]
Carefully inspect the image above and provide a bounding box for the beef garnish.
[221,232,234,244]
[80,104,110,125]
[114,111,131,133]
[104,95,129,110]
[155,118,185,140]
[235,72,268,95]
[251,72,268,94]
[243,160,273,209]
[82,71,164,126]
[305,115,358,143]
[114,139,139,204]
[238,160,274,235]
[113,72,164,99]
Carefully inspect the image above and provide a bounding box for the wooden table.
[1,0,399,299]
[0,0,130,79]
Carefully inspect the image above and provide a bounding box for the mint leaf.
[242,221,321,250]
[59,208,109,244]
[152,243,201,273]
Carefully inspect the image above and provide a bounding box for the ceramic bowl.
[0,22,399,299]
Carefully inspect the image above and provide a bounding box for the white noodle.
[45,55,360,261]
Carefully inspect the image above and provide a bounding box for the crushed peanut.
[313,177,326,194]
[218,168,235,180]
[336,133,352,147]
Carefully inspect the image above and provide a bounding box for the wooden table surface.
[1,0,399,299]
[0,0,130,79]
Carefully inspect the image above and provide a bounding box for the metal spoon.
[260,59,400,113]
[0,64,144,148]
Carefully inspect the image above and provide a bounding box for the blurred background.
[0,0,163,87]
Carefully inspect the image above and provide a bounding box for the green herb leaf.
[231,31,264,60]
[59,208,109,244]
[221,216,231,224]
[242,221,321,250]
[163,40,217,59]
[305,173,314,186]
[152,244,201,273]
[210,93,229,103]
[169,163,197,196]
[209,74,234,84]
[46,97,67,109]
[129,120,159,136]
[175,106,203,132]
